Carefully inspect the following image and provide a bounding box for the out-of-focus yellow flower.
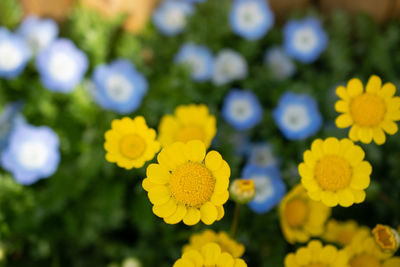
[158,104,216,149]
[298,137,372,207]
[284,240,349,267]
[183,230,245,259]
[372,224,400,254]
[279,184,331,244]
[174,242,247,267]
[142,140,229,225]
[335,75,400,145]
[104,116,160,169]
[323,219,370,247]
[345,230,400,267]
[229,179,255,204]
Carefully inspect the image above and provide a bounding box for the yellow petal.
[336,85,349,100]
[200,202,218,225]
[216,205,225,221]
[373,128,386,145]
[344,146,365,166]
[173,258,195,267]
[202,243,221,265]
[142,178,156,191]
[182,250,203,266]
[348,125,360,141]
[319,245,337,263]
[366,75,382,93]
[383,257,400,267]
[335,114,353,128]
[337,189,355,207]
[233,259,247,267]
[153,198,177,218]
[205,151,223,171]
[148,186,171,205]
[295,247,311,265]
[323,137,340,154]
[351,189,366,203]
[184,140,206,162]
[217,252,235,267]
[146,164,170,184]
[303,150,316,166]
[311,139,324,158]
[350,174,370,190]
[359,128,373,144]
[335,100,349,112]
[382,120,398,135]
[338,138,353,155]
[164,204,187,224]
[298,163,313,178]
[308,190,321,201]
[353,161,372,176]
[379,82,396,98]
[302,178,319,191]
[183,207,201,226]
[210,191,229,205]
[347,78,364,97]
[321,191,339,207]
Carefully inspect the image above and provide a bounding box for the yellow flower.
[142,140,230,225]
[345,231,400,267]
[174,242,247,267]
[335,75,400,145]
[104,116,160,169]
[298,137,372,207]
[279,184,331,244]
[229,179,255,204]
[158,104,217,148]
[372,224,400,253]
[183,230,245,258]
[323,219,370,247]
[284,240,349,267]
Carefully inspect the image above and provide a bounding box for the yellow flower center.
[350,94,386,127]
[349,253,382,267]
[175,125,205,144]
[238,179,255,192]
[119,134,146,159]
[308,264,328,267]
[170,162,215,207]
[315,155,352,191]
[285,198,309,227]
[372,225,398,251]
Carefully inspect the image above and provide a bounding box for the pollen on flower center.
[315,155,352,191]
[285,198,309,227]
[350,94,386,127]
[169,162,215,207]
[175,125,205,143]
[308,264,328,267]
[349,253,382,267]
[119,134,146,159]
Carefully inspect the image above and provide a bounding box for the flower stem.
[230,203,241,237]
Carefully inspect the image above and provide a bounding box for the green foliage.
[0,1,400,266]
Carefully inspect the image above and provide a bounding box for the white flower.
[212,49,247,85]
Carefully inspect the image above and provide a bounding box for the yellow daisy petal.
[202,243,221,265]
[184,140,206,162]
[335,100,349,112]
[164,204,187,224]
[366,75,382,93]
[382,120,398,135]
[148,186,171,205]
[216,206,225,221]
[358,127,373,143]
[336,114,353,128]
[347,78,363,97]
[183,208,201,226]
[205,151,223,171]
[173,258,195,267]
[200,202,218,225]
[182,250,203,266]
[336,85,349,100]
[379,82,396,98]
[373,128,386,145]
[210,191,229,206]
[146,163,170,185]
[153,198,177,218]
[337,189,355,207]
[217,252,235,267]
[321,191,339,207]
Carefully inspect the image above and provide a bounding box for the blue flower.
[230,0,274,40]
[273,92,322,140]
[248,142,278,168]
[212,49,247,85]
[152,1,194,36]
[283,17,328,63]
[175,43,214,82]
[36,38,88,93]
[92,59,148,114]
[222,89,262,131]
[17,15,58,54]
[0,102,24,150]
[264,46,295,80]
[242,164,286,214]
[0,27,31,79]
[1,123,60,185]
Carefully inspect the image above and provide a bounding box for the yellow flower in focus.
[104,116,160,169]
[229,179,255,204]
[323,219,370,247]
[372,224,400,253]
[279,184,331,244]
[142,140,230,225]
[335,75,400,145]
[298,137,372,207]
[183,230,245,258]
[158,104,217,148]
[345,231,400,267]
[284,240,349,267]
[174,242,247,267]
